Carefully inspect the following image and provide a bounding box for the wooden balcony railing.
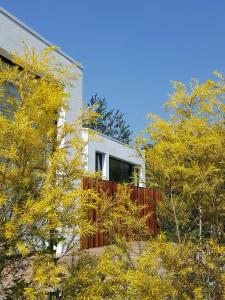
[81,177,162,249]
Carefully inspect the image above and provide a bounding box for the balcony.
[81,177,162,249]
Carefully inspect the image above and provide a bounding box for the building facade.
[0,6,145,187]
[0,8,151,253]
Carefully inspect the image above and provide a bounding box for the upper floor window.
[109,156,139,185]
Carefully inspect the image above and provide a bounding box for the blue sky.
[1,0,225,133]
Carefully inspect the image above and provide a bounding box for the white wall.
[83,129,146,187]
[0,7,83,123]
[0,7,83,255]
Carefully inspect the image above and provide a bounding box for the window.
[0,82,20,119]
[0,58,21,119]
[109,156,139,184]
[95,152,103,173]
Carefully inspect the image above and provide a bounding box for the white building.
[0,6,145,186]
[0,7,150,254]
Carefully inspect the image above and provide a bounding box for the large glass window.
[109,156,139,184]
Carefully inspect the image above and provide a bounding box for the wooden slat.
[81,177,161,249]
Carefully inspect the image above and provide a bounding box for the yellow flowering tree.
[143,77,225,243]
[0,46,151,298]
[0,45,101,298]
[60,235,225,299]
[0,45,224,299]
[60,75,225,300]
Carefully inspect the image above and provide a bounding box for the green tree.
[84,94,133,144]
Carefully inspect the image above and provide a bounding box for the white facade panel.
[83,129,146,187]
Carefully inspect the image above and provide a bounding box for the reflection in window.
[109,156,139,185]
[0,81,20,119]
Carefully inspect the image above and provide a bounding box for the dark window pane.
[0,60,21,119]
[109,157,135,183]
[95,152,103,172]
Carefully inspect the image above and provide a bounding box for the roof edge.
[0,6,83,70]
[83,127,139,150]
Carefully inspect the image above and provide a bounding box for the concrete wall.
[83,129,146,187]
[0,6,82,123]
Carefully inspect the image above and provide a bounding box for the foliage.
[59,183,153,299]
[61,243,130,300]
[95,184,151,243]
[127,237,225,300]
[61,236,225,299]
[84,94,133,144]
[0,45,224,299]
[0,47,149,298]
[61,180,225,300]
[0,45,101,298]
[142,76,225,243]
[50,74,225,299]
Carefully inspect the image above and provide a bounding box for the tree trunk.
[199,206,202,244]
[170,190,181,243]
